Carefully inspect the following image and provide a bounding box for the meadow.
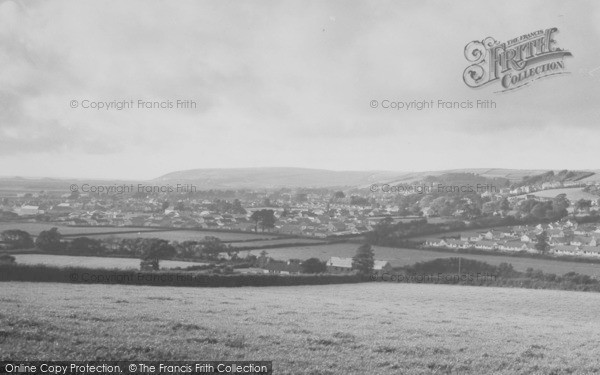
[0,223,157,236]
[1,282,599,374]
[86,230,280,242]
[525,187,598,201]
[228,238,325,248]
[239,244,600,277]
[12,254,205,270]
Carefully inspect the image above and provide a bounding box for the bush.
[140,258,159,271]
[0,254,16,264]
[0,264,364,287]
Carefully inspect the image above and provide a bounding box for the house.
[445,239,471,249]
[18,205,40,216]
[570,236,597,246]
[552,245,580,256]
[498,241,527,252]
[262,260,301,275]
[424,239,447,248]
[373,260,393,274]
[521,234,534,243]
[326,257,392,274]
[580,246,600,257]
[326,257,353,273]
[473,240,498,251]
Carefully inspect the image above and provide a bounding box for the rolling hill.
[155,167,572,189]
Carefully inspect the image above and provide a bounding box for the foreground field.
[240,244,600,277]
[12,254,205,270]
[1,282,599,374]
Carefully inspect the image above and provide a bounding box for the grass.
[525,187,598,201]
[1,282,599,374]
[12,254,206,270]
[228,238,325,248]
[86,230,279,242]
[0,223,157,236]
[239,244,600,278]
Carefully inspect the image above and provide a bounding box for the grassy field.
[239,244,600,277]
[525,187,598,201]
[228,238,325,248]
[86,230,279,242]
[12,254,204,270]
[1,282,599,374]
[0,223,158,236]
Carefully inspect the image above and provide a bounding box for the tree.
[139,238,176,270]
[535,230,550,254]
[35,227,63,252]
[201,236,227,260]
[576,199,592,212]
[333,191,345,199]
[1,230,34,249]
[232,199,247,214]
[500,197,510,211]
[258,250,269,267]
[352,244,375,275]
[0,254,16,264]
[260,209,276,231]
[250,210,262,232]
[250,209,276,232]
[350,196,369,206]
[301,258,327,273]
[68,237,105,255]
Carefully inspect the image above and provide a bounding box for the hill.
[155,167,554,189]
[513,170,597,188]
[3,168,598,191]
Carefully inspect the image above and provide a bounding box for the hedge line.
[0,264,364,287]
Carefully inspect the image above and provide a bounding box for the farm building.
[326,257,392,274]
[262,260,301,275]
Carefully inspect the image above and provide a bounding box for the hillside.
[513,170,597,188]
[155,167,554,189]
[155,167,400,188]
[3,168,598,191]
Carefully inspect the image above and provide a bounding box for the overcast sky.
[1,0,599,179]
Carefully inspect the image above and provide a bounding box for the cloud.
[0,0,599,178]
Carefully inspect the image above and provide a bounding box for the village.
[423,219,600,258]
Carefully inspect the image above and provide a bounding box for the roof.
[373,260,391,270]
[326,257,390,270]
[327,257,353,268]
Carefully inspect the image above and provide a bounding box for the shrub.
[0,254,16,264]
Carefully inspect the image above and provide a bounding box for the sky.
[1,0,599,179]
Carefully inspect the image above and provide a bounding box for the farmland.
[0,223,157,236]
[85,230,280,242]
[228,238,325,248]
[239,244,600,277]
[12,254,205,270]
[524,187,598,201]
[1,282,599,374]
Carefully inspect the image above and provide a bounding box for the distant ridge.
[1,168,597,191]
[154,167,593,189]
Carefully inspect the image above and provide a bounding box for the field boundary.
[0,264,364,287]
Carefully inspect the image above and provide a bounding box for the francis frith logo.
[463,27,572,92]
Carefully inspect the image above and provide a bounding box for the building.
[326,257,392,274]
